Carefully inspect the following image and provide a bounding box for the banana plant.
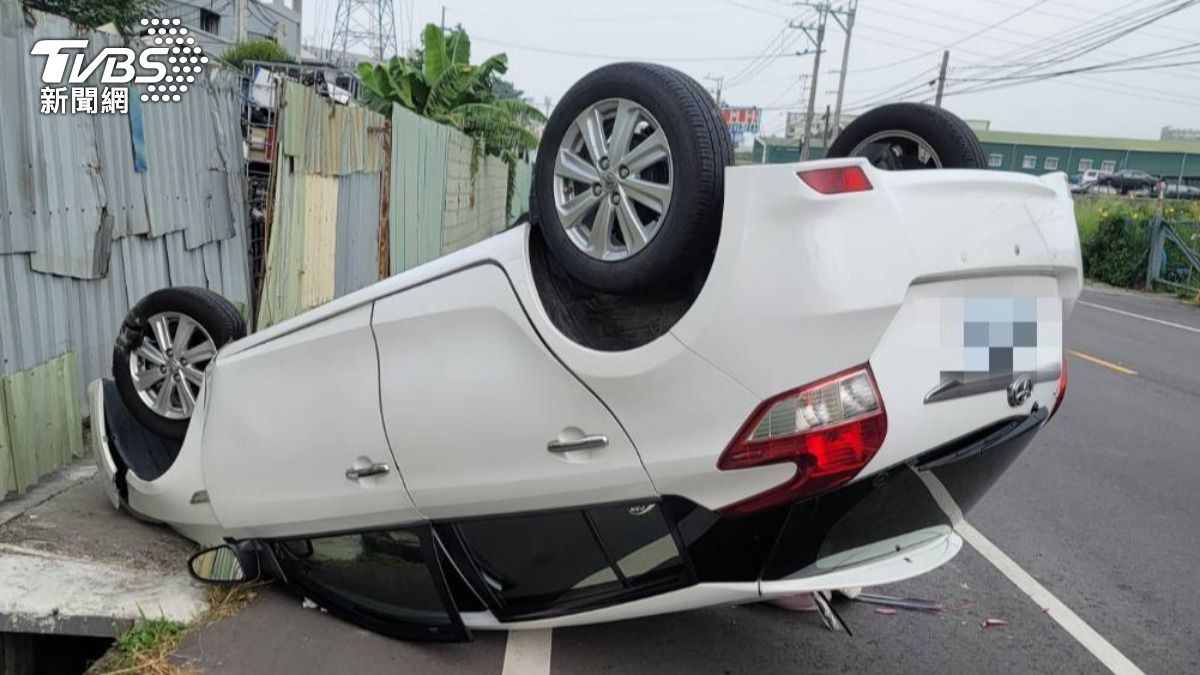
[358,24,545,210]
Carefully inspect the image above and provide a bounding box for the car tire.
[113,287,247,440]
[827,102,987,169]
[533,62,732,295]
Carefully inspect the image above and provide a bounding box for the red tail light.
[717,366,887,516]
[797,166,873,194]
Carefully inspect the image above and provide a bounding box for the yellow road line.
[1068,349,1138,376]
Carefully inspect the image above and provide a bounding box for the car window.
[451,501,690,619]
[455,510,621,615]
[588,503,686,581]
[271,527,464,638]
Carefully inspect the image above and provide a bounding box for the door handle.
[547,434,609,453]
[345,462,390,481]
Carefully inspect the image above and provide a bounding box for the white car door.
[372,263,655,520]
[202,305,421,539]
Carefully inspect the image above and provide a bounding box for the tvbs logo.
[32,18,208,114]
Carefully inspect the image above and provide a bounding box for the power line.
[709,0,790,18]
[470,34,811,62]
[949,42,1200,83]
[724,24,794,86]
[942,1,1200,96]
[848,0,1052,74]
[845,0,1200,113]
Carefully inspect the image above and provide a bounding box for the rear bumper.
[670,405,1047,585]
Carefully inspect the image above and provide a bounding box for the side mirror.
[188,544,259,584]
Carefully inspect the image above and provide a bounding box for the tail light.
[797,166,873,194]
[717,366,887,516]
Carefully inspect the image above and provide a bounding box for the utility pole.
[935,50,950,107]
[441,6,446,32]
[704,74,725,107]
[829,0,857,141]
[235,0,247,42]
[821,103,831,151]
[793,3,828,160]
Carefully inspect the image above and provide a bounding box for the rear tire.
[533,62,732,295]
[827,103,987,170]
[113,287,246,440]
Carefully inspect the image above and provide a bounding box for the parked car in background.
[1098,169,1158,194]
[1069,170,1112,194]
[1164,182,1200,200]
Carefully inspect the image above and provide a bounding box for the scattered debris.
[874,607,898,616]
[856,592,945,612]
[302,598,318,610]
[812,592,853,636]
[836,586,864,600]
[981,618,1010,628]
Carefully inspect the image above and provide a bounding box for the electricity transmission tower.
[330,0,400,63]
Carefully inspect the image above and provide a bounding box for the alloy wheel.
[850,129,943,170]
[128,312,217,419]
[552,98,674,262]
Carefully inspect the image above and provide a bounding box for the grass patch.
[205,582,266,622]
[88,582,267,674]
[90,618,192,675]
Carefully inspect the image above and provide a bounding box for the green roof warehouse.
[751,128,1200,185]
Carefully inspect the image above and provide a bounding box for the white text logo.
[31,18,209,114]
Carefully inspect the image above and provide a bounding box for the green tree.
[357,24,544,208]
[24,0,161,33]
[221,38,294,70]
[491,76,524,101]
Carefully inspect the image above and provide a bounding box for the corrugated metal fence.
[256,93,532,329]
[3,10,534,496]
[0,5,250,496]
[256,83,388,329]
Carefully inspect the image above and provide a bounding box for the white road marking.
[502,629,553,675]
[1079,300,1200,335]
[918,472,1146,675]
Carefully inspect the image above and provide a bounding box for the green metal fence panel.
[1,353,82,495]
[509,161,533,225]
[389,105,450,274]
[257,160,306,329]
[280,82,386,177]
[0,385,14,496]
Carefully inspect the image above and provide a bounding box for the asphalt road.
[174,286,1199,675]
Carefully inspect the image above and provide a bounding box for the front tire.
[533,62,732,295]
[113,287,246,440]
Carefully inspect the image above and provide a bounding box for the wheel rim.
[128,312,217,420]
[849,130,942,170]
[552,98,674,262]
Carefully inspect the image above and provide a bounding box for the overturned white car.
[90,63,1080,641]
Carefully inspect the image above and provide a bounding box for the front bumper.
[87,378,225,544]
[88,379,123,511]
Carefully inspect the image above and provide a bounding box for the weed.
[89,618,192,675]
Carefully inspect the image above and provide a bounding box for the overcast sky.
[301,0,1200,141]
